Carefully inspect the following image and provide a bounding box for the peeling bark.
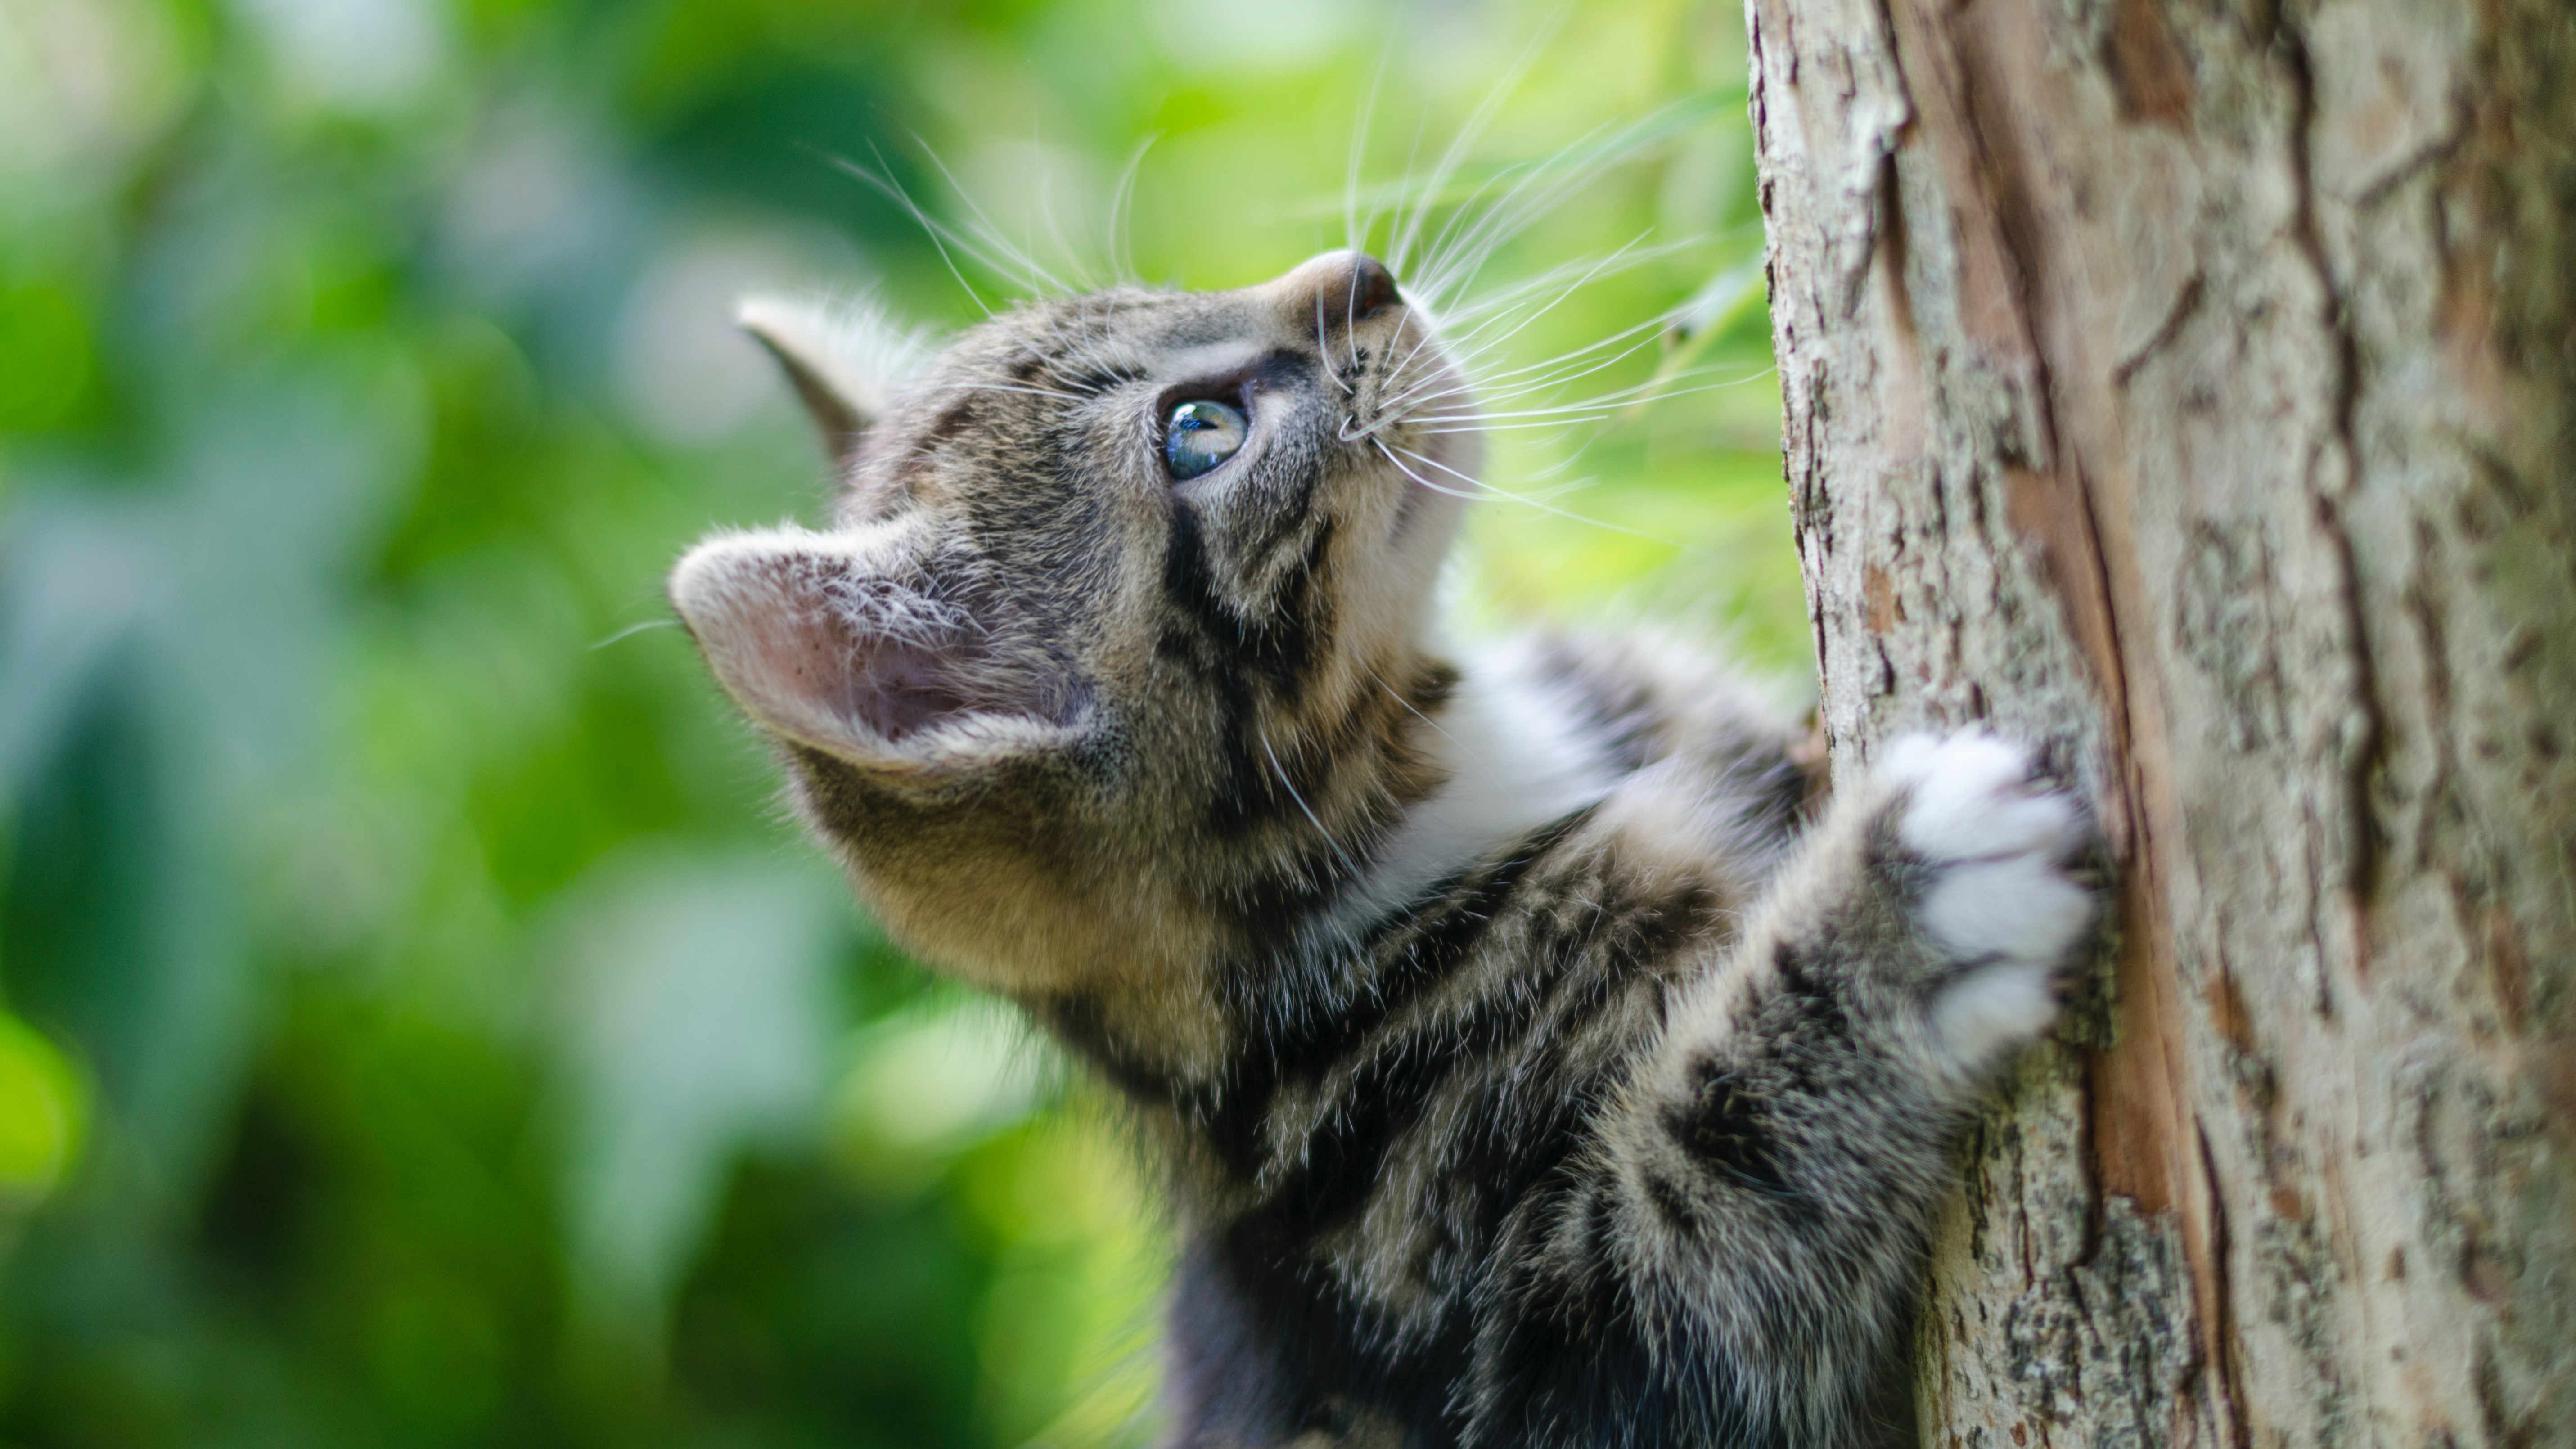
[1744,0,2576,1444]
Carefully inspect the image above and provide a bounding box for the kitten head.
[671,252,1475,1014]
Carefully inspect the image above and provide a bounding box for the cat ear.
[669,525,1084,776]
[737,295,932,467]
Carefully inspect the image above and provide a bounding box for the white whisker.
[1406,97,1724,310]
[1391,294,1676,400]
[1361,311,1689,432]
[1360,660,1452,741]
[1373,437,1670,543]
[1405,369,1768,428]
[1107,132,1159,285]
[1387,18,1558,276]
[1346,36,1395,255]
[1261,729,1364,881]
[911,136,1074,297]
[1031,162,1095,294]
[591,618,680,650]
[835,146,996,316]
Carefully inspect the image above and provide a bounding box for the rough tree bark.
[1743,0,2576,1444]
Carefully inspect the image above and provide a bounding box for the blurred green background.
[0,0,1797,1444]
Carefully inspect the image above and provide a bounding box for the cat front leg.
[1467,731,2103,1449]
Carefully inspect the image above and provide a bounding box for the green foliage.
[0,0,1795,1444]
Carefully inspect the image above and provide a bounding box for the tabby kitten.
[669,249,2101,1449]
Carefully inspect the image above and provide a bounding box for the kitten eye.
[1164,399,1247,480]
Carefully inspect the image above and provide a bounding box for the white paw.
[1879,731,2099,1068]
[1927,962,2062,1072]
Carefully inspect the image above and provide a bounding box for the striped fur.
[670,253,2103,1449]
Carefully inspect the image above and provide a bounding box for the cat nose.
[1272,249,1404,328]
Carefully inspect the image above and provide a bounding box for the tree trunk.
[1743,0,2576,1444]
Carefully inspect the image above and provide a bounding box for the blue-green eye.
[1164,399,1247,480]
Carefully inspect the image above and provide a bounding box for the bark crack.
[2275,15,2389,904]
[2111,273,2205,387]
[2196,1124,2252,1449]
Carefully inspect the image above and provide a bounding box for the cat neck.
[1033,644,1621,1102]
[1302,646,1617,950]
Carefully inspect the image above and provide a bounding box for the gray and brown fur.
[671,252,2104,1449]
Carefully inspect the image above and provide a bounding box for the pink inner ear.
[680,541,1075,758]
[840,642,982,741]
